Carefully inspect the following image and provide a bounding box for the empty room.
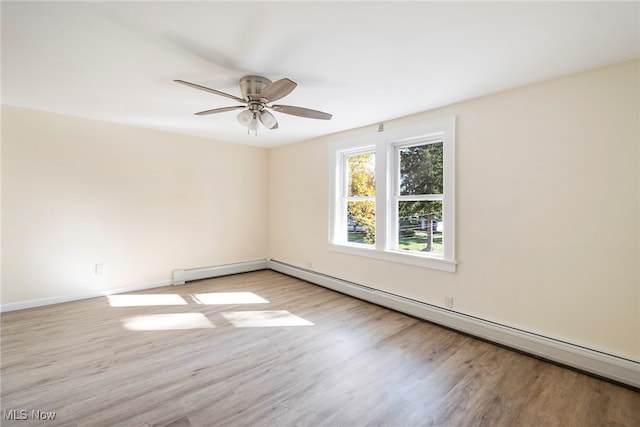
[1,1,639,426]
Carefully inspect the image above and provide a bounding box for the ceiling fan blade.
[195,105,245,115]
[258,110,278,129]
[271,104,333,120]
[174,79,246,103]
[259,78,297,102]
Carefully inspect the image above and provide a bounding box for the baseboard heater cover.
[173,259,268,285]
[267,259,640,389]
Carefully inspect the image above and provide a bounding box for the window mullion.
[384,139,398,251]
[346,196,375,202]
[375,139,386,251]
[397,194,443,202]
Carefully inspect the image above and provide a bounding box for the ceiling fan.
[174,76,333,134]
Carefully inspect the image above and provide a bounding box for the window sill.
[329,243,457,272]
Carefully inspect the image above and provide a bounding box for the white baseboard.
[268,259,640,389]
[172,259,268,285]
[0,279,173,313]
[3,258,638,388]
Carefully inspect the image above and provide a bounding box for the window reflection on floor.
[112,291,314,331]
[121,313,215,331]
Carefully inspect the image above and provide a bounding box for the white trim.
[172,259,268,285]
[267,259,640,389]
[0,279,172,313]
[397,194,443,202]
[329,243,457,272]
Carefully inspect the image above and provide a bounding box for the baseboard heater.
[172,259,268,285]
[267,259,640,389]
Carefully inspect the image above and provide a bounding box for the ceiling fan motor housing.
[240,75,272,102]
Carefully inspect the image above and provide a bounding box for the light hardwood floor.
[1,270,638,426]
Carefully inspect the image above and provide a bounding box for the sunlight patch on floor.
[221,310,314,328]
[121,313,215,331]
[107,294,187,307]
[191,292,269,305]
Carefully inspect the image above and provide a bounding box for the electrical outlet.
[444,296,454,309]
[305,262,313,269]
[95,263,104,275]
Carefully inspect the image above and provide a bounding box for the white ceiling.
[2,1,639,148]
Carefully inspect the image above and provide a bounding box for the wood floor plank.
[1,270,638,426]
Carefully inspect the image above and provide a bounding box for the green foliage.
[347,153,375,244]
[348,153,375,197]
[399,142,443,195]
[348,201,375,244]
[398,143,443,219]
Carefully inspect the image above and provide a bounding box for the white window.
[329,117,456,272]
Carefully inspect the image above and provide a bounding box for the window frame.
[329,116,456,272]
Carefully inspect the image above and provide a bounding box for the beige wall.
[269,60,640,360]
[1,106,269,303]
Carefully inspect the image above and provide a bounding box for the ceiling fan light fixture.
[247,113,260,135]
[237,109,253,126]
[259,110,278,129]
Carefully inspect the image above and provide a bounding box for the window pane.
[347,153,375,197]
[399,142,443,195]
[398,201,442,254]
[347,201,375,245]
